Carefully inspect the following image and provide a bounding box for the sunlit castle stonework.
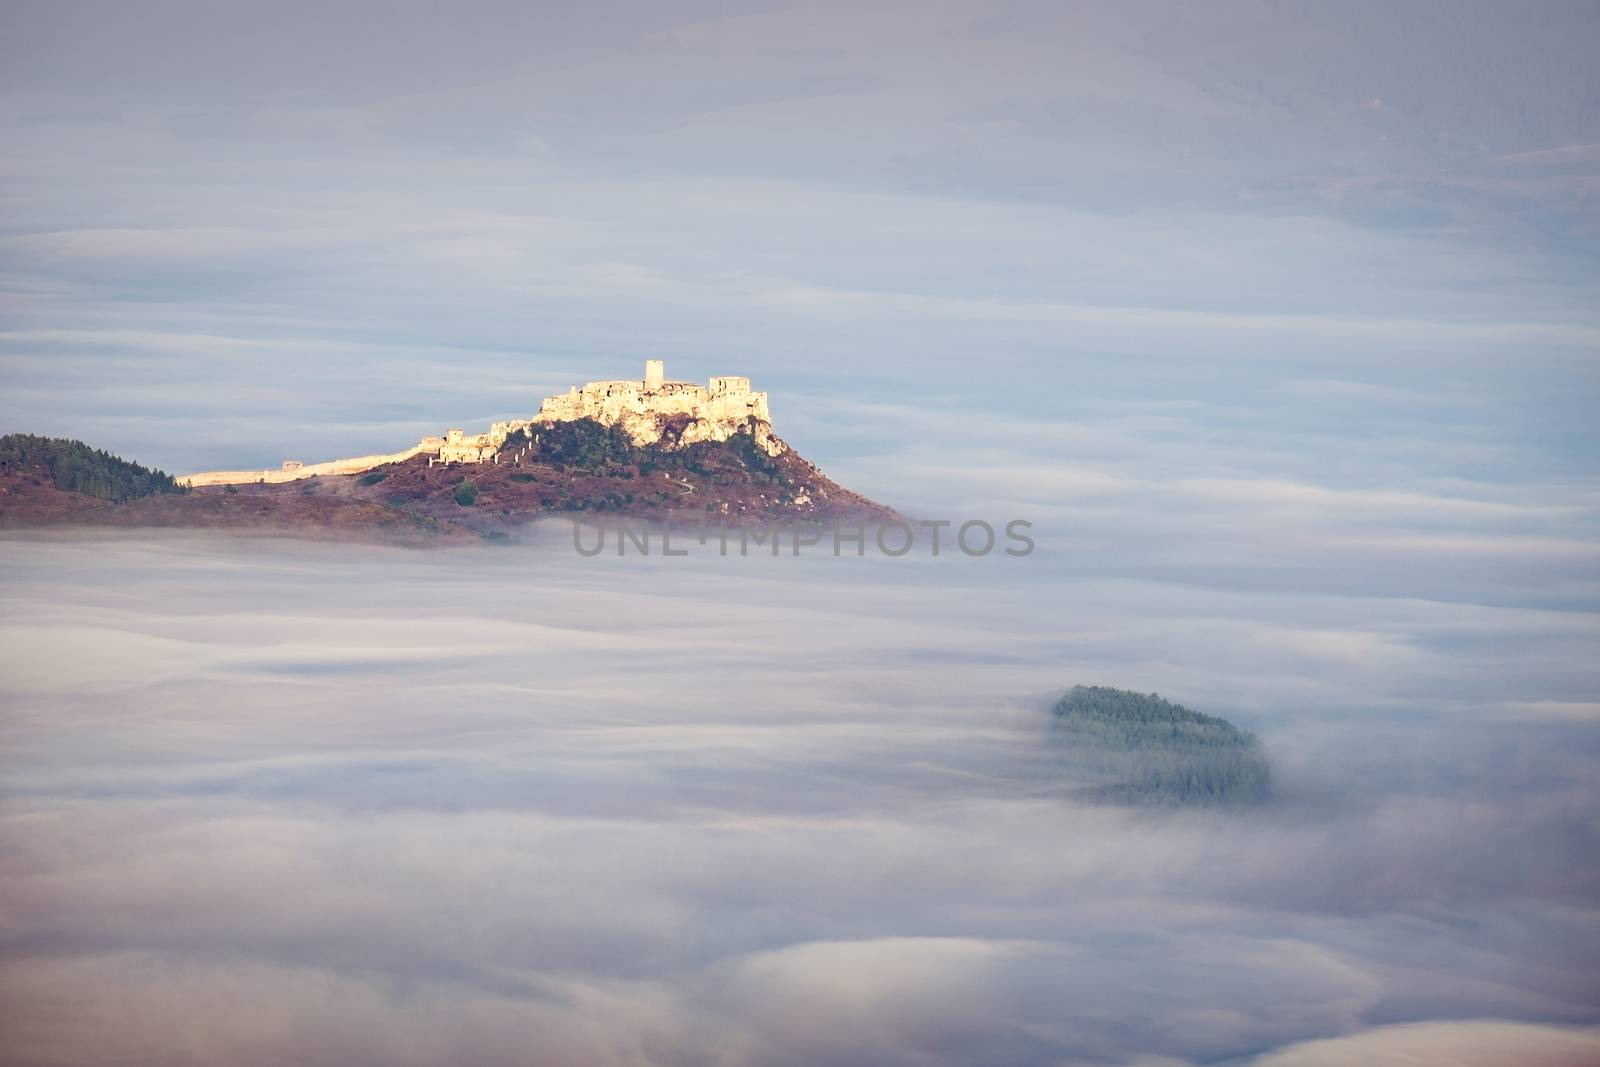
[532,359,777,454]
[179,361,781,487]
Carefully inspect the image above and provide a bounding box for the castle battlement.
[177,361,779,487]
[533,360,773,451]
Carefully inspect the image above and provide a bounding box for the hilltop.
[177,360,792,488]
[0,433,187,503]
[0,433,474,545]
[0,362,896,542]
[0,419,892,543]
[332,416,894,527]
[1052,686,1272,806]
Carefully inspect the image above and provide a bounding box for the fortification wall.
[178,362,777,487]
[179,443,431,487]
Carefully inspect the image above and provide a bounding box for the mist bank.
[2,533,1597,1065]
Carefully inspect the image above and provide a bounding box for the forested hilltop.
[0,434,185,502]
[1052,686,1271,805]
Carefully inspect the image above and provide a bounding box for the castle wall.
[179,443,433,487]
[179,361,779,487]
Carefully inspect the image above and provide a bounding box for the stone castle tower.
[178,360,779,486]
[534,360,776,454]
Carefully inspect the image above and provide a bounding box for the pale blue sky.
[1,1,1596,568]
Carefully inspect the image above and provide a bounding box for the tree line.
[1052,686,1272,805]
[0,433,186,503]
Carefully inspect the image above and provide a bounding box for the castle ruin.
[178,362,781,487]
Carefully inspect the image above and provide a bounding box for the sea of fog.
[1,527,1598,1066]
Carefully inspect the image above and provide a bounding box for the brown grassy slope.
[0,427,897,542]
[0,467,476,546]
[321,431,897,527]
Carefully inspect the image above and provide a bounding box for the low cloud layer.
[1,531,1596,1065]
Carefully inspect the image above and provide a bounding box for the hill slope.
[0,422,895,542]
[339,419,895,527]
[0,433,186,502]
